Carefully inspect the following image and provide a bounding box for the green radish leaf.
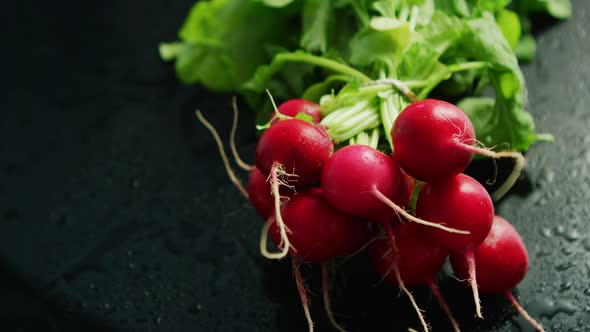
[301,0,332,52]
[162,0,296,91]
[454,13,537,151]
[496,9,521,49]
[515,34,537,62]
[348,19,411,66]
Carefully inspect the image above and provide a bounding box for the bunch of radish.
[197,96,543,332]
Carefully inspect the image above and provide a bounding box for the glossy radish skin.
[392,157,414,208]
[392,99,475,182]
[247,167,297,220]
[370,222,448,286]
[450,216,529,293]
[255,119,333,188]
[268,188,368,262]
[247,168,273,219]
[416,173,494,252]
[321,145,400,222]
[271,99,322,124]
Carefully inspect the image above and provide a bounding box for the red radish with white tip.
[270,99,322,124]
[450,216,544,332]
[392,99,525,200]
[370,222,460,332]
[416,173,494,318]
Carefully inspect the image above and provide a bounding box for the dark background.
[1,0,589,331]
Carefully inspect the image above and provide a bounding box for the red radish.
[370,222,460,332]
[271,99,322,124]
[321,145,399,221]
[392,99,475,182]
[370,223,448,287]
[392,157,414,208]
[416,173,494,318]
[321,145,467,234]
[450,216,544,331]
[263,188,367,332]
[392,99,525,199]
[247,167,275,219]
[267,188,368,262]
[256,119,333,260]
[255,119,333,188]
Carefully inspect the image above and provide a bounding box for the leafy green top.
[160,0,570,152]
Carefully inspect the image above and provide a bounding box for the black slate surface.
[1,1,589,331]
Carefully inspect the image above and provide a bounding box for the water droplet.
[556,262,575,271]
[104,303,111,309]
[536,249,551,258]
[541,227,553,238]
[560,282,572,292]
[581,238,590,251]
[554,225,581,242]
[561,246,573,256]
[188,303,203,315]
[130,178,141,189]
[537,168,555,185]
[529,296,578,319]
[155,317,162,325]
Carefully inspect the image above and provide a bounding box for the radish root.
[371,186,470,235]
[321,262,348,332]
[428,281,461,332]
[504,290,545,332]
[293,259,314,332]
[195,110,249,199]
[464,250,483,318]
[259,162,293,259]
[457,143,526,201]
[384,223,430,332]
[230,97,255,172]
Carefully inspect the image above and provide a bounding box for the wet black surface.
[1,0,589,331]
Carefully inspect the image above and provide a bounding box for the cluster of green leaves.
[160,0,571,152]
